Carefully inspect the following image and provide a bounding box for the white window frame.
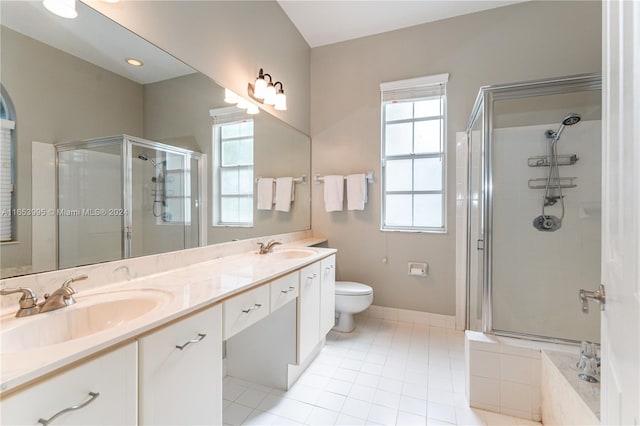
[1,86,16,242]
[380,73,449,233]
[210,107,254,227]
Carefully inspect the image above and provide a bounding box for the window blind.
[209,107,250,125]
[1,118,15,241]
[380,73,449,102]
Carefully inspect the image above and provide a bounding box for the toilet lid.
[335,281,373,296]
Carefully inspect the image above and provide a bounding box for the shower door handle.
[477,239,484,250]
[579,284,606,313]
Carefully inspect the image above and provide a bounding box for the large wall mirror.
[0,1,311,279]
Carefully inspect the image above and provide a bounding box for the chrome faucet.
[39,274,88,313]
[257,240,282,254]
[0,287,40,317]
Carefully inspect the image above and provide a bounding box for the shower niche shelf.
[528,177,577,190]
[527,154,579,167]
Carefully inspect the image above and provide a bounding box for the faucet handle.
[60,274,88,293]
[0,287,38,308]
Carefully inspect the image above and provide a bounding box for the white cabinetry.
[298,261,321,363]
[223,285,270,339]
[138,305,222,426]
[1,342,137,426]
[270,272,299,312]
[320,255,336,336]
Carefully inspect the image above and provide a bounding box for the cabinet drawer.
[270,272,299,312]
[1,342,137,426]
[223,285,270,339]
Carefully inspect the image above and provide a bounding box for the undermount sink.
[0,289,172,353]
[265,248,317,260]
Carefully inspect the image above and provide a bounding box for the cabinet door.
[1,342,137,426]
[139,305,222,426]
[320,255,336,336]
[298,261,321,363]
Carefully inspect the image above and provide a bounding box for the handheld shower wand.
[534,113,581,232]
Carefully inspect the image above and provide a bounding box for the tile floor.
[223,316,541,425]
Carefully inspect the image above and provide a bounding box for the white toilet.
[334,281,373,332]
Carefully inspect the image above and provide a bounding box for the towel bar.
[255,175,307,184]
[313,171,374,184]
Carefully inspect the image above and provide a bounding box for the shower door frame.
[55,135,205,265]
[124,135,205,258]
[465,73,602,342]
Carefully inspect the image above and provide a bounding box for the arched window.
[1,85,16,241]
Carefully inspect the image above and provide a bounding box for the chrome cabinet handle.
[242,303,262,313]
[175,333,207,350]
[325,265,334,271]
[38,391,100,425]
[281,286,296,294]
[306,273,317,280]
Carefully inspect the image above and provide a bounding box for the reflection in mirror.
[0,1,310,278]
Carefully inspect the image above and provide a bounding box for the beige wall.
[143,73,311,245]
[0,27,143,272]
[86,0,311,135]
[310,1,601,314]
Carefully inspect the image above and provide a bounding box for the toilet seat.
[335,281,373,296]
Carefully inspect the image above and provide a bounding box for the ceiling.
[277,0,527,48]
[1,1,194,84]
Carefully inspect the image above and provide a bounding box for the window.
[380,73,448,232]
[211,108,254,226]
[0,86,16,242]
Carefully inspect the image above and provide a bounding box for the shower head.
[562,113,581,126]
[137,153,159,168]
[548,113,582,144]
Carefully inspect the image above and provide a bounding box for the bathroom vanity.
[0,243,336,425]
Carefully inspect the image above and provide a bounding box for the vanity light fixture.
[224,89,239,104]
[224,88,259,114]
[248,68,287,111]
[274,82,287,111]
[43,0,78,19]
[125,57,144,67]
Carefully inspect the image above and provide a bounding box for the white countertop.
[0,245,336,395]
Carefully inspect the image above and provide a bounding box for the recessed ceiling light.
[125,58,144,67]
[42,0,78,19]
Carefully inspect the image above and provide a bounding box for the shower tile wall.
[491,121,601,342]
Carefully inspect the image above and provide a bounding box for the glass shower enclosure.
[56,135,203,269]
[465,74,602,343]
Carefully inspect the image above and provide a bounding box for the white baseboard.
[356,305,457,329]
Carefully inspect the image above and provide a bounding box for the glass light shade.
[43,0,78,18]
[253,78,267,99]
[274,92,287,111]
[264,84,277,106]
[224,89,238,104]
[246,104,260,115]
[236,98,250,109]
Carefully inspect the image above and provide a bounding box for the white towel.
[323,175,344,212]
[346,174,367,211]
[275,177,294,212]
[257,178,274,210]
